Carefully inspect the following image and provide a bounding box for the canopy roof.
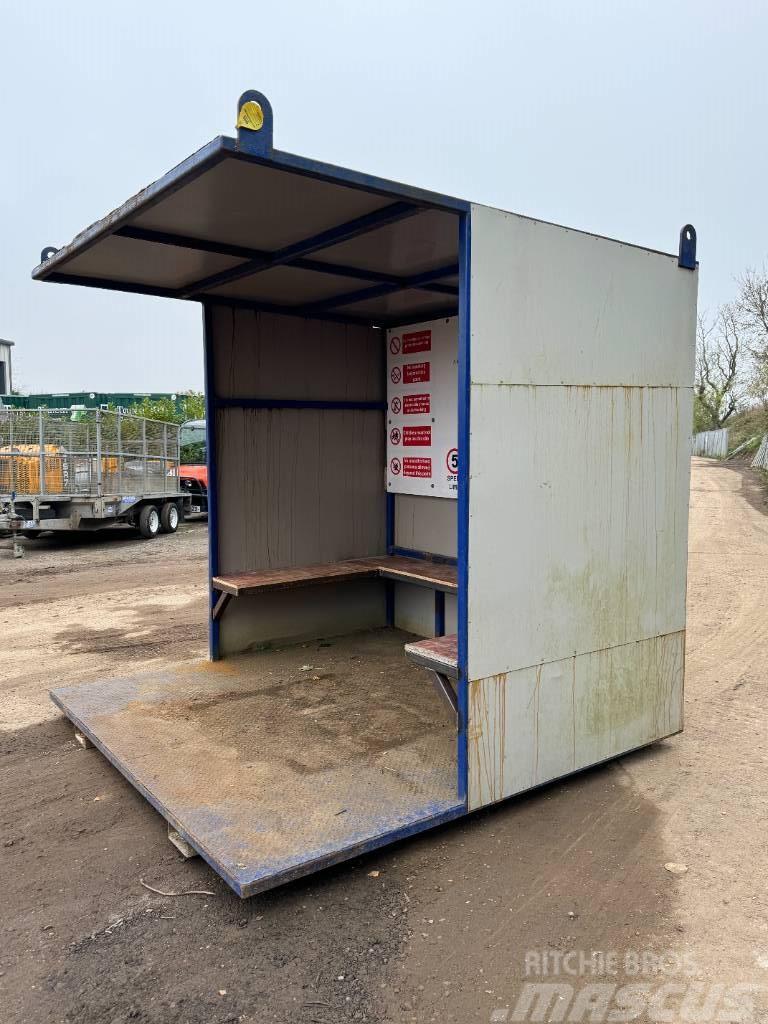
[33,127,468,328]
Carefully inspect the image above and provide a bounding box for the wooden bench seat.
[212,555,457,599]
[404,635,459,716]
[403,634,459,680]
[212,559,376,597]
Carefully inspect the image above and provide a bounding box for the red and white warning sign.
[403,457,432,478]
[403,393,430,415]
[386,317,458,499]
[403,426,431,447]
[402,330,432,354]
[403,361,430,384]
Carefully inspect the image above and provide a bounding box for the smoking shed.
[35,91,698,896]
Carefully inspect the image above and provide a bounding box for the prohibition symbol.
[390,366,401,384]
[390,457,401,475]
[390,427,401,445]
[389,336,401,355]
[390,396,402,415]
[446,448,458,474]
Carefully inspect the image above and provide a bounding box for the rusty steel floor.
[50,628,463,896]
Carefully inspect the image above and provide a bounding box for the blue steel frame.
[456,212,471,804]
[202,303,221,661]
[35,93,475,885]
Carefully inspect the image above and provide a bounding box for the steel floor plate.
[50,628,463,896]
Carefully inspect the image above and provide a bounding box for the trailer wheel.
[138,504,160,539]
[159,502,180,534]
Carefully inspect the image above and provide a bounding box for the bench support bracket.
[428,669,459,718]
[212,591,232,622]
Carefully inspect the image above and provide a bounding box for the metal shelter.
[36,90,698,896]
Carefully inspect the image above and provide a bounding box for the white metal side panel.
[467,384,691,679]
[467,631,684,810]
[469,204,697,388]
[466,203,696,808]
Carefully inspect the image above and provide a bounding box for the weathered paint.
[467,630,685,809]
[466,204,696,808]
[49,630,463,897]
[467,384,691,676]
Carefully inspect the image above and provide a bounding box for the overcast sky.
[1,0,766,394]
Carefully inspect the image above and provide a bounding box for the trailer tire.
[159,502,180,534]
[138,504,160,539]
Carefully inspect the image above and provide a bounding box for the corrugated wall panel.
[210,308,386,656]
[394,494,456,557]
[211,307,383,402]
[216,408,385,575]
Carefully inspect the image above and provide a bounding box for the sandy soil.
[1,459,767,1023]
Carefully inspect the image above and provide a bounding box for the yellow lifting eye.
[237,100,264,131]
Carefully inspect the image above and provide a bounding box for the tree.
[126,391,205,425]
[736,265,768,409]
[694,305,746,431]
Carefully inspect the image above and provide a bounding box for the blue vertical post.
[456,212,471,804]
[203,303,221,661]
[434,590,446,637]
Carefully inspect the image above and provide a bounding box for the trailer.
[33,90,698,897]
[0,406,185,548]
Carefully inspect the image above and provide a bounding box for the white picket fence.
[692,428,729,459]
[752,435,768,470]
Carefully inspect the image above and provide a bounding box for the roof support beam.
[115,225,457,297]
[178,201,421,299]
[44,272,378,326]
[298,264,459,315]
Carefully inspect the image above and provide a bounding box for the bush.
[724,406,768,453]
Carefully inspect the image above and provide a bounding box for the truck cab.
[179,418,208,517]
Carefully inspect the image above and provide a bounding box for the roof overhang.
[34,96,470,328]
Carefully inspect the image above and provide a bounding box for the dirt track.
[2,460,768,1023]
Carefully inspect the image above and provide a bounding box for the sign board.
[386,317,458,498]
